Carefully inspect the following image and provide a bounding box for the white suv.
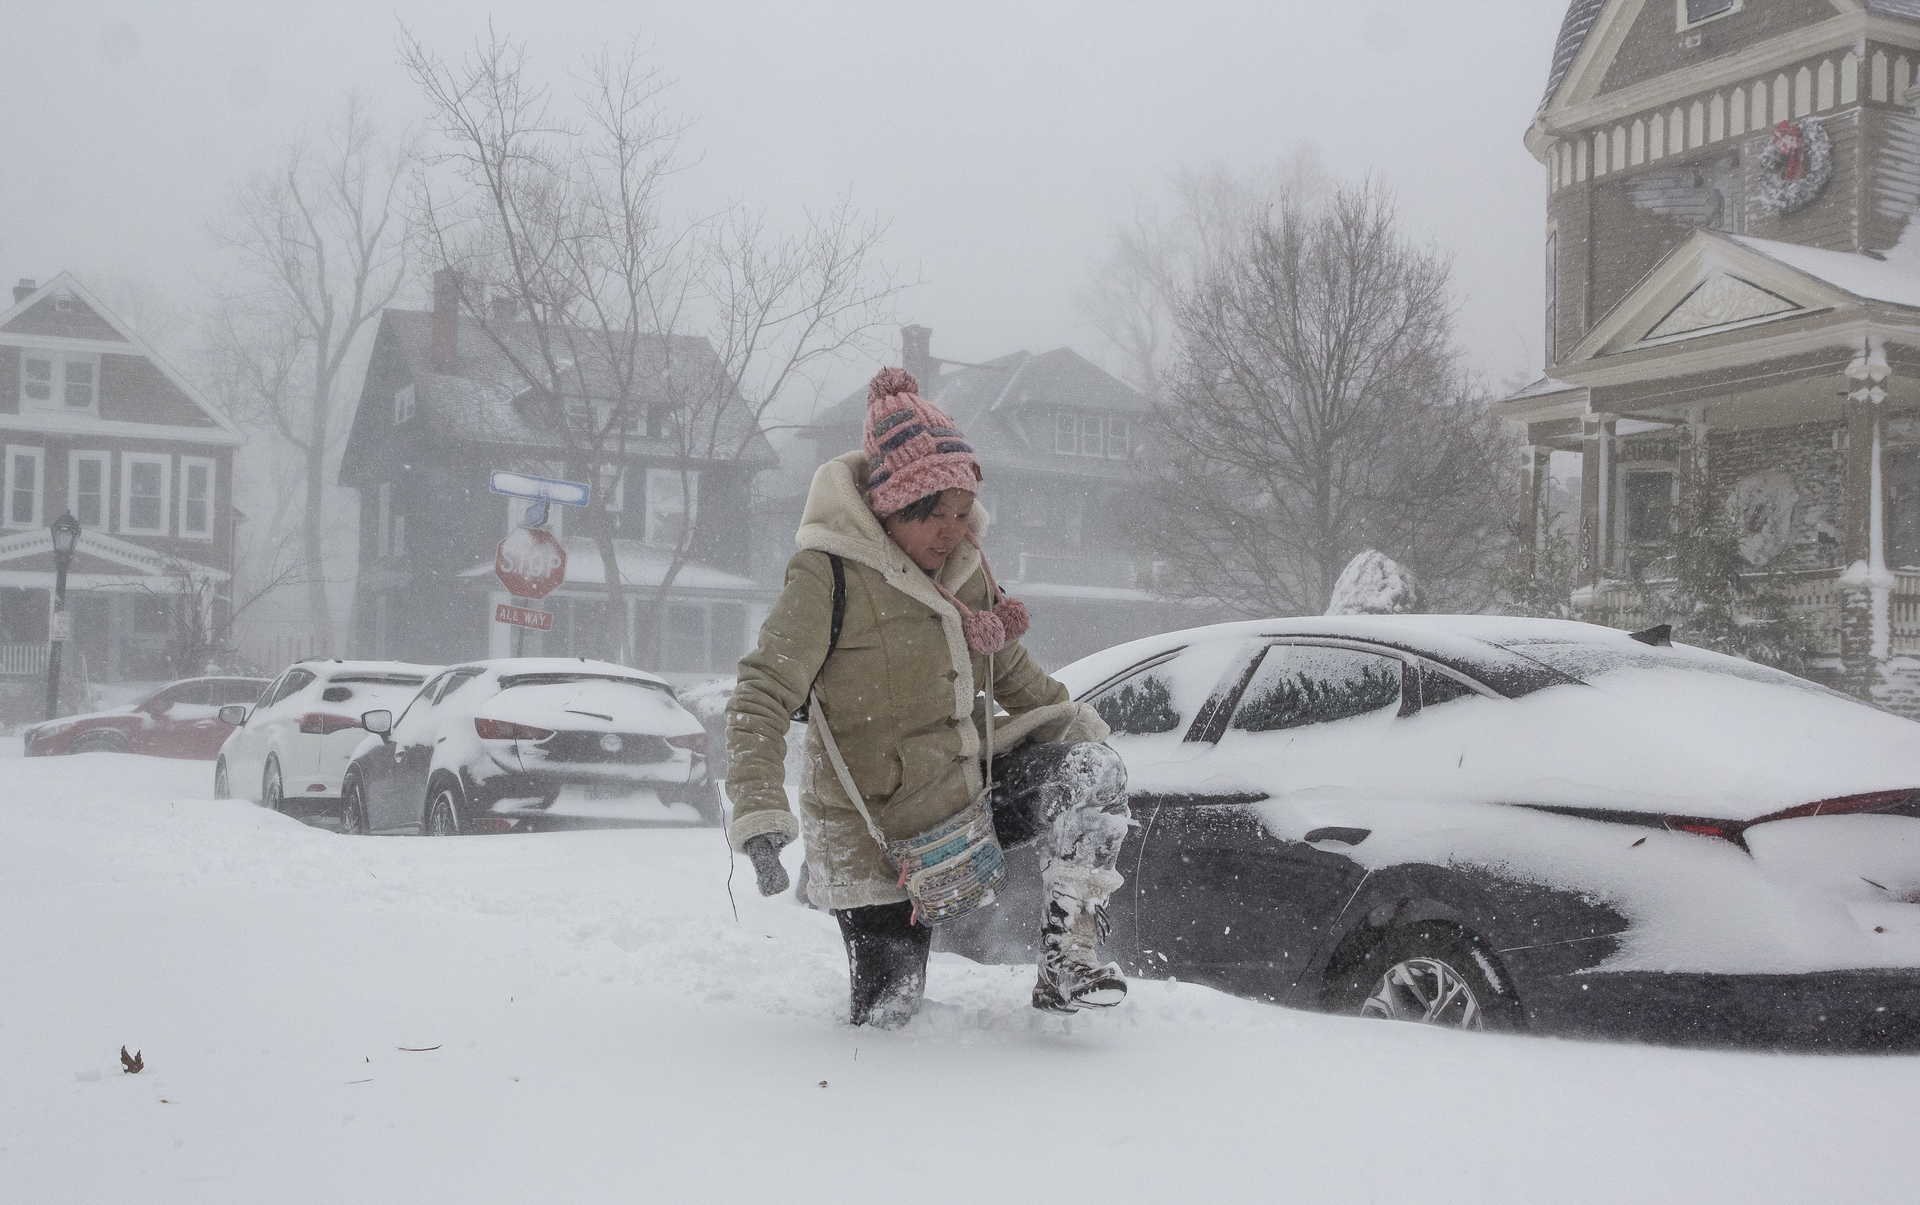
[215,660,438,820]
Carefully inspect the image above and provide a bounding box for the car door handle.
[1305,826,1371,846]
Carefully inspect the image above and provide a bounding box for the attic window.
[53,296,74,313]
[394,383,416,425]
[1677,0,1739,31]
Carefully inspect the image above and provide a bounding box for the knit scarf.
[932,534,1031,655]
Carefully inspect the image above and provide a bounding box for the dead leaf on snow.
[119,1046,144,1075]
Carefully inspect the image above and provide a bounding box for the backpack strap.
[790,553,845,723]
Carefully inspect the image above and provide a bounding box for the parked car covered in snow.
[338,658,714,835]
[23,676,270,759]
[214,660,437,818]
[937,616,1920,1049]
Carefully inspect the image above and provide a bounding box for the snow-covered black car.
[938,616,1920,1048]
[339,658,715,834]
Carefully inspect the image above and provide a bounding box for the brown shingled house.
[1506,0,1920,711]
[337,277,779,676]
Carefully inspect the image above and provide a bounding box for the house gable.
[1565,229,1857,361]
[0,274,241,445]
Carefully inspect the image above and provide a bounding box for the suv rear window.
[498,673,674,698]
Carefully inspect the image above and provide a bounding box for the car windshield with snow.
[339,657,714,835]
[937,615,1920,1048]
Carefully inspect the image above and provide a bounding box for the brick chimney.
[13,278,37,304]
[431,268,461,371]
[901,324,936,390]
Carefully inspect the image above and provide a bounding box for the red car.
[22,676,271,760]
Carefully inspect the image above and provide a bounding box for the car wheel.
[72,730,128,755]
[339,775,371,836]
[1342,923,1521,1032]
[214,758,230,799]
[262,757,286,814]
[425,780,464,836]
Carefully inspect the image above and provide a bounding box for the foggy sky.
[1,0,1565,398]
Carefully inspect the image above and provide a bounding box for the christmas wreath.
[1756,118,1831,216]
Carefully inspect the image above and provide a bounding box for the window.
[1678,0,1739,30]
[1418,664,1479,710]
[1890,448,1920,569]
[662,603,708,673]
[645,468,698,548]
[268,668,317,708]
[394,382,416,425]
[17,352,99,411]
[375,482,392,557]
[1083,640,1262,741]
[1228,645,1403,733]
[180,457,214,539]
[1053,411,1131,460]
[5,445,46,529]
[1545,230,1558,365]
[120,453,171,535]
[1622,469,1676,544]
[68,451,108,528]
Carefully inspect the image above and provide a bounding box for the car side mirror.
[362,709,394,738]
[218,704,247,726]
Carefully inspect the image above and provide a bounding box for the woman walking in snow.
[725,367,1132,1028]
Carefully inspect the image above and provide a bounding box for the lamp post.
[44,511,80,721]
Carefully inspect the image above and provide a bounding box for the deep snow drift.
[5,751,1919,1203]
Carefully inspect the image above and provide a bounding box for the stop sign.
[495,526,567,599]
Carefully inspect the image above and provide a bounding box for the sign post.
[489,470,589,657]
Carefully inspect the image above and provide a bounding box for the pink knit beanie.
[862,367,982,519]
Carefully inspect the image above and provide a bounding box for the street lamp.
[44,511,80,721]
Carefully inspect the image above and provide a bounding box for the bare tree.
[1081,151,1332,399]
[400,28,898,661]
[212,97,411,649]
[1145,180,1513,616]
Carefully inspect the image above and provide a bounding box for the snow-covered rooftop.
[1729,235,1920,311]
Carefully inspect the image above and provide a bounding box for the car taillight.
[1665,818,1744,843]
[667,731,708,756]
[474,717,555,741]
[299,713,361,735]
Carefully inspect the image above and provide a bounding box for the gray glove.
[743,833,791,897]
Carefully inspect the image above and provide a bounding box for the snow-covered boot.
[836,901,931,1029]
[1033,865,1127,1014]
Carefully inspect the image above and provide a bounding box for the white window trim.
[1053,410,1131,460]
[17,350,100,413]
[120,452,172,536]
[4,444,46,530]
[394,382,416,425]
[179,456,215,540]
[644,468,698,548]
[68,450,110,529]
[1676,0,1741,32]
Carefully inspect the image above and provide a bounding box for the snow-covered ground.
[6,751,1920,1204]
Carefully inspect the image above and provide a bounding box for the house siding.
[1597,2,1829,96]
[98,354,214,428]
[1705,419,1846,572]
[1,294,124,342]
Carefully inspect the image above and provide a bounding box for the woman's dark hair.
[893,492,945,523]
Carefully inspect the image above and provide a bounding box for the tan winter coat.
[726,451,1108,910]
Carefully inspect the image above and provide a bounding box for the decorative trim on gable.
[0,526,228,580]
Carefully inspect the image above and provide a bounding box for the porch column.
[1516,444,1551,577]
[1579,416,1616,591]
[1839,338,1892,695]
[1678,406,1711,527]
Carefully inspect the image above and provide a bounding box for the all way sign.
[494,602,554,631]
[489,471,591,507]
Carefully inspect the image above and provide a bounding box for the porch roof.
[0,528,227,591]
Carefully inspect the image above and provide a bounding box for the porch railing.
[0,643,49,677]
[1588,569,1920,657]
